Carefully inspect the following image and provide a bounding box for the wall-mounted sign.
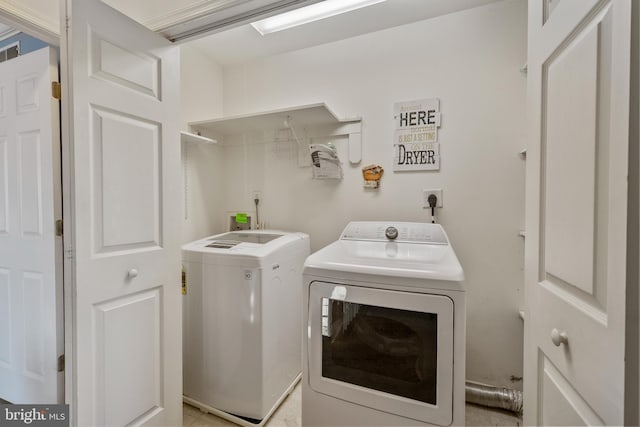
[393,98,441,171]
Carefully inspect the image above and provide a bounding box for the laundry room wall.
[218,0,527,389]
[180,44,226,243]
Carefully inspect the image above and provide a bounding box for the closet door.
[0,47,62,405]
[61,0,181,425]
[524,1,632,425]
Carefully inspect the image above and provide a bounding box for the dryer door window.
[308,281,454,426]
[321,299,438,405]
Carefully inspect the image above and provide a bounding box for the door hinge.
[51,81,61,100]
[182,266,187,295]
[57,354,65,372]
[55,219,63,237]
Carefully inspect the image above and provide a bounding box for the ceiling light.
[251,0,387,35]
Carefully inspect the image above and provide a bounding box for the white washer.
[302,221,465,427]
[182,230,310,426]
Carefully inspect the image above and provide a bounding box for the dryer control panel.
[340,221,448,244]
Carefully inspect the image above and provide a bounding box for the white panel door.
[60,0,181,425]
[524,0,632,425]
[0,47,62,404]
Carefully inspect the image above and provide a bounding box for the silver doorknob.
[128,269,139,279]
[551,328,568,346]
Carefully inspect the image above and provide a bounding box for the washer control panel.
[341,221,448,244]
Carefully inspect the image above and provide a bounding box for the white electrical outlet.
[423,189,443,208]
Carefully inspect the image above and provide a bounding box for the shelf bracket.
[348,132,362,164]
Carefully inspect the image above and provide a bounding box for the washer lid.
[208,232,283,245]
[305,222,464,282]
[204,232,284,249]
[182,230,309,266]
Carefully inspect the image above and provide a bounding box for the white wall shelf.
[180,131,217,144]
[189,103,363,164]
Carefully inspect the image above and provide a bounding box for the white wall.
[180,44,226,243]
[218,0,527,388]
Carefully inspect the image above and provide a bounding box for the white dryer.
[302,222,465,427]
[182,230,310,426]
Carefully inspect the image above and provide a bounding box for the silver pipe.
[465,381,523,416]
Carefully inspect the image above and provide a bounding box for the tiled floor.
[183,383,522,427]
[183,382,301,427]
[465,403,522,426]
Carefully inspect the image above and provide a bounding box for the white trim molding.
[0,0,59,45]
[0,0,323,45]
[0,27,19,41]
[141,0,243,31]
[153,0,322,42]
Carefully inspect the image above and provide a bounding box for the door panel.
[18,131,43,236]
[524,0,632,425]
[91,107,161,253]
[0,46,61,404]
[62,0,181,425]
[23,272,45,378]
[0,139,8,232]
[543,19,598,294]
[94,289,162,426]
[0,269,9,365]
[89,34,161,99]
[540,355,603,426]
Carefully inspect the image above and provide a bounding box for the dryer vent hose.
[465,381,523,416]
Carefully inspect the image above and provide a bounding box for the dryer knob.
[385,226,399,240]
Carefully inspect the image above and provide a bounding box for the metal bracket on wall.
[302,121,362,165]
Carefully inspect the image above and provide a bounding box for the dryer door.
[307,281,454,426]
